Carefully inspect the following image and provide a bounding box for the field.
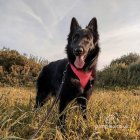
[0,87,140,140]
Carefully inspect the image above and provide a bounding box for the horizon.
[0,0,140,70]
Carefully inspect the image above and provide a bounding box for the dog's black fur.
[35,17,100,127]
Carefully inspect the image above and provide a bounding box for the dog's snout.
[74,47,84,55]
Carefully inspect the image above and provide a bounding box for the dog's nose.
[74,47,84,55]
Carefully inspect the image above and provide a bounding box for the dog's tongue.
[74,56,85,69]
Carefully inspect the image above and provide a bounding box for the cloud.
[101,22,140,43]
[98,22,140,69]
[0,0,140,70]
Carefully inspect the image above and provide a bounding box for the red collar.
[70,64,93,89]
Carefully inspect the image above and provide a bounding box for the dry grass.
[0,87,140,140]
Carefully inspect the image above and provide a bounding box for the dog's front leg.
[77,88,93,120]
[77,96,88,119]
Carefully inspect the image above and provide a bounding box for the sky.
[0,0,140,70]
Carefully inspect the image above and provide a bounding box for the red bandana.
[70,64,93,89]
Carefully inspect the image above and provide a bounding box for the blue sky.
[0,0,140,69]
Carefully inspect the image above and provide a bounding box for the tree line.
[0,48,139,88]
[96,53,140,88]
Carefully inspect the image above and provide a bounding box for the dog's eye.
[73,34,79,42]
[85,35,91,40]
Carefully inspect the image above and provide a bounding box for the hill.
[96,53,140,88]
[0,48,48,87]
[0,48,139,88]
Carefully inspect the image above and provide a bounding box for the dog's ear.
[87,17,98,32]
[70,17,80,33]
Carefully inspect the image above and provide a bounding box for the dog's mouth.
[74,55,85,69]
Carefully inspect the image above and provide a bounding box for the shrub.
[0,48,48,87]
[96,53,140,88]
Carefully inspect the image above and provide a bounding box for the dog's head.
[66,17,100,70]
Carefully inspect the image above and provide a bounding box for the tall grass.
[0,87,140,139]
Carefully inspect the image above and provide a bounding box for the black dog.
[35,17,100,127]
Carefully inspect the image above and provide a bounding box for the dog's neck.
[69,63,95,89]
